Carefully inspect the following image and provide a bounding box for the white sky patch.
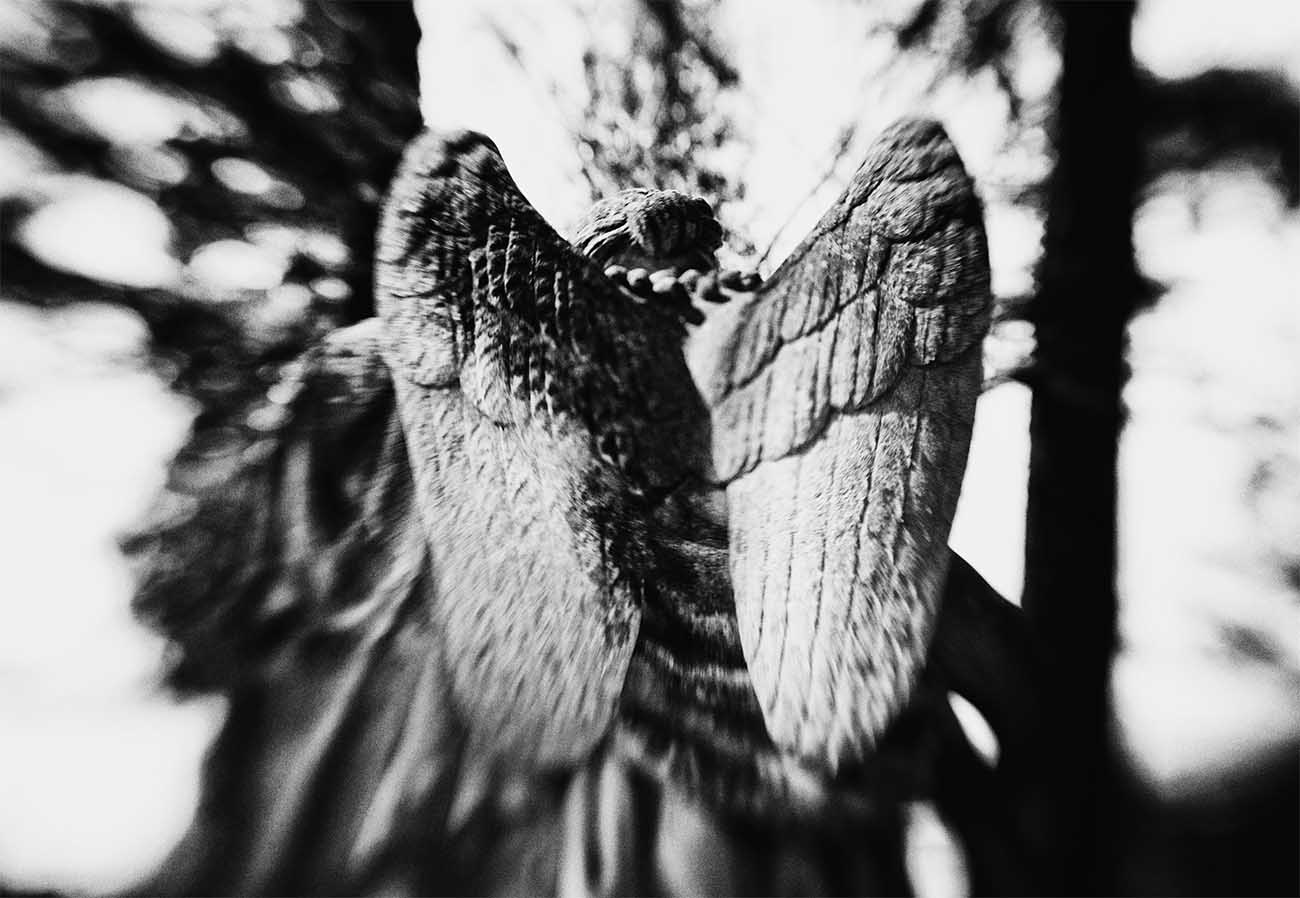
[211,156,305,209]
[1118,164,1300,791]
[47,301,152,368]
[902,800,970,898]
[245,221,308,251]
[950,383,1029,604]
[1125,175,1300,605]
[0,300,221,894]
[211,155,277,194]
[129,5,223,63]
[273,72,342,115]
[1113,651,1300,796]
[110,143,192,188]
[948,693,1000,768]
[0,693,223,894]
[416,0,598,230]
[0,126,53,197]
[1135,0,1300,85]
[239,23,293,65]
[44,76,221,145]
[188,238,291,293]
[984,201,1043,300]
[252,282,315,339]
[309,275,351,302]
[300,229,350,268]
[15,175,182,288]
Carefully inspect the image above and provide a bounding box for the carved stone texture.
[130,117,1008,895]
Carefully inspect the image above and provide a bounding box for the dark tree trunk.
[1022,2,1138,894]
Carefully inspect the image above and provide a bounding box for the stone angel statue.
[127,118,1037,896]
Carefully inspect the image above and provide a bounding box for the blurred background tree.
[1,0,421,423]
[1,0,1296,894]
[886,2,1297,893]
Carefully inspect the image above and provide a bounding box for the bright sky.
[1,0,1298,892]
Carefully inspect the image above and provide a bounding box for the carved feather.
[374,129,712,768]
[704,118,992,769]
[126,118,1013,895]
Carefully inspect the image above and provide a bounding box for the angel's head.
[572,188,723,272]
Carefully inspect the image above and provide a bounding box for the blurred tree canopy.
[1,0,421,430]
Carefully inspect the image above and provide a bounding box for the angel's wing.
[129,131,713,893]
[374,129,711,768]
[704,118,992,769]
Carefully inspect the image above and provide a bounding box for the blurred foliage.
[884,0,1300,213]
[1141,66,1300,206]
[3,0,1292,474]
[881,0,1055,212]
[571,0,753,254]
[889,0,1035,118]
[0,0,422,428]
